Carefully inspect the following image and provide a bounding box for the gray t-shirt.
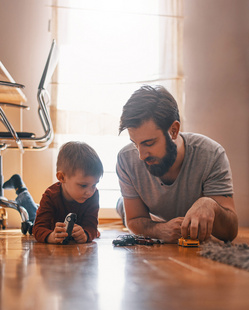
[116,132,233,221]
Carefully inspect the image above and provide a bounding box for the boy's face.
[58,169,99,203]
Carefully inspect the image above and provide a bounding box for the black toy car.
[112,234,136,246]
[112,234,160,246]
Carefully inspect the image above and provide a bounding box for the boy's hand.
[47,222,68,244]
[71,224,88,244]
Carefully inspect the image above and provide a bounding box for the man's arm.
[210,195,238,240]
[124,197,184,243]
[181,195,238,242]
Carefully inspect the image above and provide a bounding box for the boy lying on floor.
[33,141,103,244]
[5,141,103,244]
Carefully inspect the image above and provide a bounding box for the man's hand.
[71,224,88,244]
[128,216,184,244]
[181,197,216,242]
[47,222,68,244]
[124,197,185,243]
[156,217,184,243]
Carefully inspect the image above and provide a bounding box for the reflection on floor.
[1,222,249,310]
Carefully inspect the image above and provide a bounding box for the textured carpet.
[200,241,249,271]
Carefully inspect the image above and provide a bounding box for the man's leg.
[116,197,126,226]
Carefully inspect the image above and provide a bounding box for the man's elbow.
[126,218,139,235]
[214,214,238,242]
[227,213,239,241]
[126,217,150,236]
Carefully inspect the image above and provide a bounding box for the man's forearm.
[212,200,238,241]
[127,217,159,237]
[127,216,183,243]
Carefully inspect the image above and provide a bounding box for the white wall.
[184,0,249,226]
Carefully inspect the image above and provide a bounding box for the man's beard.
[144,133,177,177]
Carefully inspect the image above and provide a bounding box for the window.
[50,0,184,217]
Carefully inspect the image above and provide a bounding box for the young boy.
[33,141,103,244]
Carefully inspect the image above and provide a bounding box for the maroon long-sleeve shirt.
[33,182,99,243]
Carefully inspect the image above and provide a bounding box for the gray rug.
[199,241,249,271]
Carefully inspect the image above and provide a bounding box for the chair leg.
[0,152,33,235]
[0,151,4,197]
[0,197,33,235]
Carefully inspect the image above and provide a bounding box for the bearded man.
[116,85,238,243]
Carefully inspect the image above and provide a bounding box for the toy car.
[62,213,77,245]
[178,237,199,247]
[112,234,136,246]
[135,236,154,246]
[152,238,165,244]
[112,234,166,247]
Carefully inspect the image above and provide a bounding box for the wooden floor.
[1,222,249,310]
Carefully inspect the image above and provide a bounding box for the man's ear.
[56,171,66,183]
[169,121,180,140]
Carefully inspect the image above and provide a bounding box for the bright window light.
[51,0,183,212]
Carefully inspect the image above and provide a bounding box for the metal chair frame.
[0,40,59,234]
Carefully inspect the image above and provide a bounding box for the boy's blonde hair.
[56,141,103,177]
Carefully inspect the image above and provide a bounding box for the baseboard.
[98,218,123,225]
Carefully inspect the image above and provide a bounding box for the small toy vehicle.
[112,234,165,247]
[135,236,154,246]
[112,234,136,246]
[62,213,77,245]
[178,237,199,247]
[152,238,165,244]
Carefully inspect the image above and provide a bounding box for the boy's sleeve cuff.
[84,230,89,242]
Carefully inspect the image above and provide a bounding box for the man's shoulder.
[118,142,139,161]
[181,132,223,152]
[119,142,136,154]
[117,142,144,173]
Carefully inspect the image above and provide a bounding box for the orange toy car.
[178,237,199,247]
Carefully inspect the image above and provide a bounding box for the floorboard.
[0,223,249,310]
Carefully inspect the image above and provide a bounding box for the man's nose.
[138,146,148,161]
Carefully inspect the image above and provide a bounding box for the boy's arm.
[71,224,88,243]
[79,191,100,242]
[33,193,57,242]
[81,210,99,242]
[46,222,68,244]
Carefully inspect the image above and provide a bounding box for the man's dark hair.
[119,85,180,134]
[57,141,103,178]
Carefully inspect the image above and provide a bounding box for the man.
[116,85,238,243]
